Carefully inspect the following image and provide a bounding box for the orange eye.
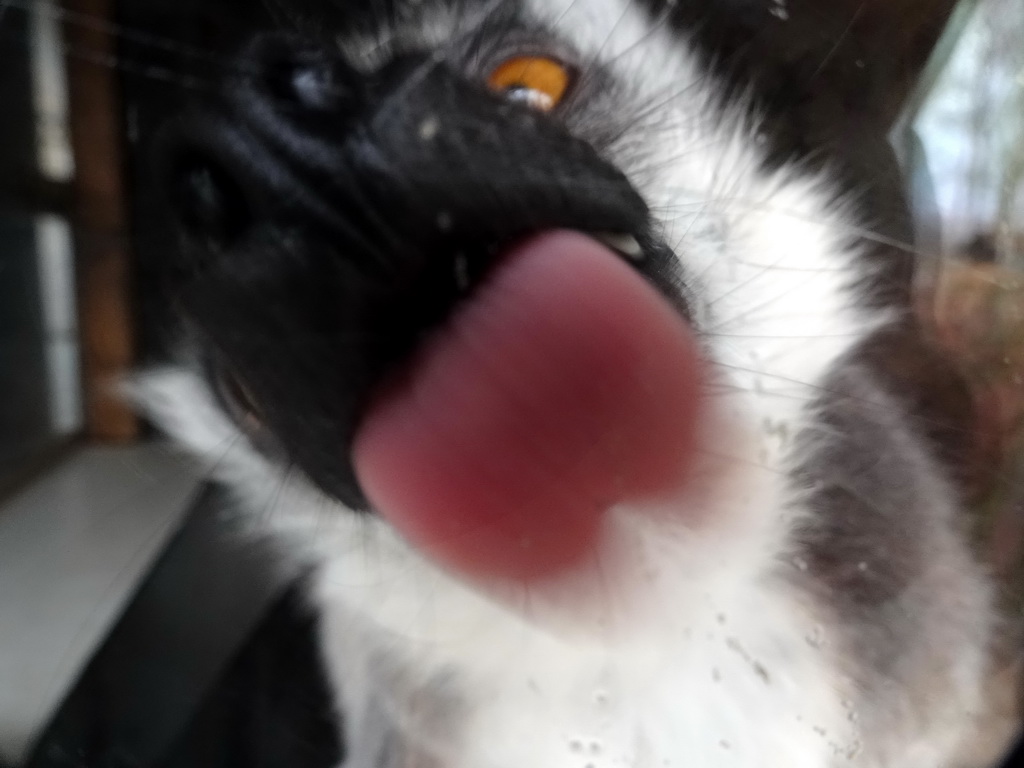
[486,56,572,112]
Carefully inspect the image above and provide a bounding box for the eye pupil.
[486,56,571,112]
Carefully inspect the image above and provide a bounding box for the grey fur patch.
[791,345,992,759]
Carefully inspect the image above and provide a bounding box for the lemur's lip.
[450,232,646,294]
[352,230,705,586]
[591,232,644,261]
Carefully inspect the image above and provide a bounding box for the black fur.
[158,29,684,508]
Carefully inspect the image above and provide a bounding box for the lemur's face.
[152,0,870,591]
[141,5,1006,763]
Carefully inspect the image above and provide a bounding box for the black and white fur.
[135,1,1008,766]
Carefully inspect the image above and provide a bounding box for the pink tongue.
[353,231,703,584]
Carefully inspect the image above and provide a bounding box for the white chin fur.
[130,1,953,767]
[134,354,859,765]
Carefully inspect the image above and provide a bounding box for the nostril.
[285,59,345,111]
[260,43,350,112]
[168,151,252,250]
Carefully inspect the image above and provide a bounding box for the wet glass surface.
[0,1,1022,767]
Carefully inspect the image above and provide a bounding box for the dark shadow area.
[22,484,340,768]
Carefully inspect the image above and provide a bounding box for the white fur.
[132,2,985,767]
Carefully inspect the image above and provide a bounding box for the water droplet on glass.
[769,0,789,20]
[419,116,440,140]
[805,625,823,648]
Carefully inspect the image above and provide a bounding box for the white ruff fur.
[129,1,965,767]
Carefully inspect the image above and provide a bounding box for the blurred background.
[0,0,1021,766]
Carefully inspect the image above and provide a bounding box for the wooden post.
[62,0,139,441]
